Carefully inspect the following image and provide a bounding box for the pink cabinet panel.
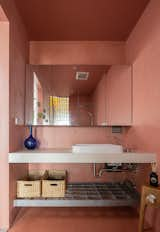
[106,65,132,125]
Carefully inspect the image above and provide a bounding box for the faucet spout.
[98,168,108,177]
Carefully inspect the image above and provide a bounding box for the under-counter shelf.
[9,149,156,163]
[14,182,140,207]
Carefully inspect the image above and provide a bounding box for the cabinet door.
[106,65,132,125]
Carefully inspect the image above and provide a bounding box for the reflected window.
[33,72,43,125]
[49,96,70,125]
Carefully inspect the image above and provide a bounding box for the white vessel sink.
[72,144,123,154]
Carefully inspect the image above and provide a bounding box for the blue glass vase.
[24,126,37,150]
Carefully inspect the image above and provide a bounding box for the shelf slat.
[14,199,138,207]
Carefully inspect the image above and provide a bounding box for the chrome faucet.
[98,168,108,177]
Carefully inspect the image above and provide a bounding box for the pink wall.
[0,20,9,229]
[34,127,113,149]
[0,0,29,147]
[30,41,126,65]
[125,0,160,171]
[30,126,124,182]
[125,0,160,230]
[0,0,29,229]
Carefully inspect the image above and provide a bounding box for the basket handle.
[24,184,33,186]
[50,183,58,186]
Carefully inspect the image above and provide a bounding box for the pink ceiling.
[32,65,109,96]
[15,0,149,41]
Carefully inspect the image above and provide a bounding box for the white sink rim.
[72,144,123,154]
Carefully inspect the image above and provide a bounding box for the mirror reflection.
[26,65,109,126]
[25,64,132,126]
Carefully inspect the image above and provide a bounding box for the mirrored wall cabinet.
[25,65,132,127]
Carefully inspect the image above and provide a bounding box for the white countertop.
[8,149,156,164]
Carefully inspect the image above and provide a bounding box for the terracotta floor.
[8,207,145,232]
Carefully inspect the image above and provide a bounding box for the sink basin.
[72,144,123,153]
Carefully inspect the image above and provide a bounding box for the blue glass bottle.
[24,126,37,150]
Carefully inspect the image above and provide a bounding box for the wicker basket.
[17,170,47,198]
[42,170,66,198]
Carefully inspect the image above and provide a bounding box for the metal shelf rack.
[14,181,140,207]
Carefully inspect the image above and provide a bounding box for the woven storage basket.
[17,170,47,198]
[42,170,66,198]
